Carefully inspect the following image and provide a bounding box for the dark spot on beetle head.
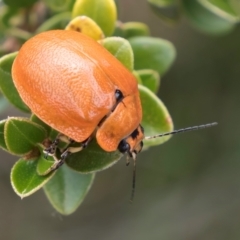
[131,128,139,139]
[115,89,124,103]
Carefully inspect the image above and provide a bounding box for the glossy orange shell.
[12,30,142,151]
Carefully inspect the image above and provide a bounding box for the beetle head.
[118,125,144,159]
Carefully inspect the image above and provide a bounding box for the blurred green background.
[1,0,240,239]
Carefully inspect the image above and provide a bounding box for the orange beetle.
[12,30,217,200]
[12,30,144,163]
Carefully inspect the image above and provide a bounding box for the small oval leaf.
[147,0,180,23]
[137,69,160,93]
[37,155,56,176]
[72,0,117,36]
[0,52,30,112]
[113,21,125,37]
[44,165,95,215]
[66,138,122,173]
[132,71,143,85]
[202,0,240,22]
[148,0,178,7]
[100,37,134,71]
[65,16,105,40]
[11,158,55,198]
[129,36,176,75]
[182,0,235,35]
[5,117,47,155]
[122,22,150,38]
[139,85,173,147]
[30,115,52,136]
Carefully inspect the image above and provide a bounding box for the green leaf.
[36,12,71,33]
[100,37,134,71]
[129,36,176,76]
[182,0,236,35]
[37,155,56,176]
[113,21,125,37]
[139,85,173,147]
[148,0,178,7]
[132,71,143,85]
[30,115,52,136]
[122,22,150,38]
[137,69,160,93]
[147,0,180,23]
[66,138,122,173]
[0,119,7,151]
[49,129,60,142]
[5,117,47,155]
[0,52,30,113]
[44,165,95,215]
[72,0,117,36]
[204,0,240,21]
[65,16,104,40]
[11,158,55,198]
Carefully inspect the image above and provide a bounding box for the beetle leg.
[81,136,92,148]
[60,136,92,158]
[49,137,92,171]
[43,133,73,159]
[49,146,83,171]
[126,156,130,166]
[43,138,59,158]
[49,146,81,171]
[125,151,136,166]
[58,134,73,144]
[50,157,65,171]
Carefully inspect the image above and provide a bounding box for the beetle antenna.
[145,122,218,140]
[130,157,136,203]
[129,122,217,202]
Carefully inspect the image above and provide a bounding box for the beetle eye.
[115,89,123,102]
[118,140,130,153]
